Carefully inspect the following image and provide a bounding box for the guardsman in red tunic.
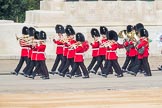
[122,25,137,72]
[32,31,49,79]
[60,26,81,77]
[102,30,123,78]
[23,27,36,75]
[50,24,65,74]
[90,26,108,74]
[11,26,29,75]
[24,31,39,77]
[66,33,89,78]
[87,28,101,72]
[130,28,152,76]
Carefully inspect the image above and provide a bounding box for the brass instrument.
[69,42,82,49]
[60,37,69,43]
[102,40,114,48]
[16,34,29,40]
[118,30,127,39]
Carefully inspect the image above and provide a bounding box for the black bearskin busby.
[22,26,29,35]
[127,25,133,33]
[66,25,73,29]
[40,31,47,40]
[76,32,85,42]
[55,24,65,34]
[100,26,108,35]
[65,25,75,36]
[91,28,100,38]
[29,27,36,37]
[135,23,144,32]
[34,31,40,40]
[107,30,118,41]
[140,28,148,37]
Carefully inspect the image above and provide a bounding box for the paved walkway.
[0,57,162,93]
[0,57,162,108]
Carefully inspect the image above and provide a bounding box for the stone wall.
[26,0,162,26]
[1,0,162,59]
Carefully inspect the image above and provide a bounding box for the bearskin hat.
[34,31,40,40]
[76,32,82,42]
[29,27,36,37]
[66,25,73,29]
[76,32,85,42]
[140,28,148,37]
[100,26,108,35]
[40,31,47,40]
[55,24,65,34]
[107,30,118,41]
[91,28,100,38]
[22,26,29,35]
[127,25,133,33]
[65,25,75,36]
[135,23,144,32]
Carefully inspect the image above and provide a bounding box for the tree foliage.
[0,0,41,23]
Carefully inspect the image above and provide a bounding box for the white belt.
[22,47,29,49]
[75,53,84,55]
[37,52,45,54]
[64,47,68,48]
[68,49,74,50]
[107,51,116,52]
[32,51,37,53]
[57,45,64,47]
[92,48,99,50]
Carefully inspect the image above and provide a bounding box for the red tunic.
[91,41,100,57]
[123,41,129,56]
[67,39,76,58]
[136,37,149,59]
[99,38,107,56]
[128,41,137,57]
[28,45,32,58]
[105,41,118,60]
[19,40,28,57]
[36,44,46,61]
[74,44,85,62]
[31,47,37,61]
[53,39,64,55]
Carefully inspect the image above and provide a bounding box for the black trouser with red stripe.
[34,60,49,77]
[87,56,103,71]
[23,58,31,73]
[58,56,68,73]
[15,56,28,74]
[122,55,131,70]
[131,57,152,76]
[92,55,104,73]
[51,54,64,72]
[25,60,36,75]
[70,62,89,77]
[102,59,122,75]
[61,58,81,75]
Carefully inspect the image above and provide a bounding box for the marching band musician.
[129,28,152,76]
[32,31,49,79]
[24,31,40,77]
[66,33,89,79]
[59,25,81,77]
[87,28,102,72]
[50,24,65,74]
[90,26,108,74]
[122,25,137,72]
[101,30,123,78]
[22,27,36,75]
[11,26,29,75]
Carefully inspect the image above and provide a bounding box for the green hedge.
[0,0,41,23]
